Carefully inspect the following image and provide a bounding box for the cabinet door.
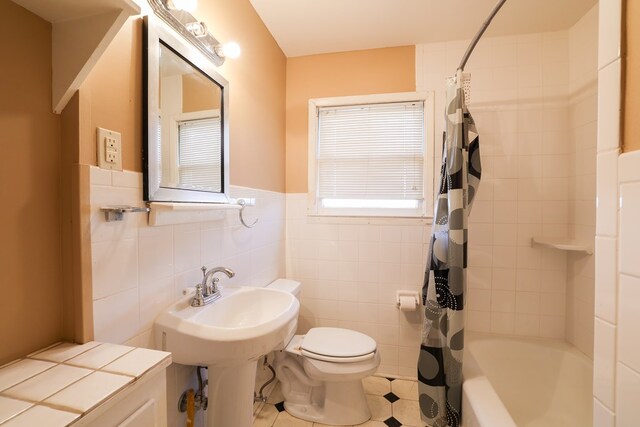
[118,399,157,427]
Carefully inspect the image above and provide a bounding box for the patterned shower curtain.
[418,72,481,427]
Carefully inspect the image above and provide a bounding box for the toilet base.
[283,379,371,426]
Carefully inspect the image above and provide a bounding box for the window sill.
[305,214,433,226]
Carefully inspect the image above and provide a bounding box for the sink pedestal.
[206,361,257,427]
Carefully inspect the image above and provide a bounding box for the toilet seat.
[298,327,377,363]
[301,349,375,363]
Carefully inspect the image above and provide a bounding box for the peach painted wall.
[80,18,142,172]
[285,46,416,193]
[624,0,640,152]
[79,0,286,192]
[182,74,220,113]
[0,0,63,364]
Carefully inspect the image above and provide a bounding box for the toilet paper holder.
[396,290,420,309]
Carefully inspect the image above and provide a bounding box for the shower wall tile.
[594,318,617,410]
[597,60,622,154]
[593,398,615,427]
[617,274,640,373]
[514,313,539,336]
[598,0,622,69]
[419,19,599,345]
[594,236,617,323]
[593,0,625,420]
[490,312,515,335]
[565,8,599,359]
[596,149,619,237]
[615,363,640,427]
[619,183,640,278]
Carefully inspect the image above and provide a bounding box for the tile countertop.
[0,342,171,426]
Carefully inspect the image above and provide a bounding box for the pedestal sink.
[154,286,299,427]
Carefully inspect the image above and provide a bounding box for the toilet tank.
[267,278,302,300]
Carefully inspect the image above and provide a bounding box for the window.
[177,116,222,191]
[309,92,433,217]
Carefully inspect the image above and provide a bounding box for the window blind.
[178,117,222,191]
[317,101,424,201]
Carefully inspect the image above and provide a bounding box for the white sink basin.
[154,285,300,427]
[155,286,299,366]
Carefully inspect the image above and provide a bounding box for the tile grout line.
[255,376,420,427]
[0,343,145,422]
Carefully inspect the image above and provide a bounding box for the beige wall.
[285,46,416,193]
[0,0,63,364]
[182,74,220,113]
[624,0,640,152]
[80,18,142,172]
[79,0,286,192]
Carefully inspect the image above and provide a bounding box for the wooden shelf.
[531,237,593,255]
[12,0,141,113]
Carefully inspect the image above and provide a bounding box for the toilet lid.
[301,327,377,358]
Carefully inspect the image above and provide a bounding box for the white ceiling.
[249,0,598,57]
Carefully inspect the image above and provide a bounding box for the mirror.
[144,15,230,203]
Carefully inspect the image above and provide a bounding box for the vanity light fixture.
[168,0,197,12]
[147,0,240,66]
[185,21,207,38]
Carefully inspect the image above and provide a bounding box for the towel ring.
[237,199,258,228]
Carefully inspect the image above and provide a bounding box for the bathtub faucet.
[191,266,235,307]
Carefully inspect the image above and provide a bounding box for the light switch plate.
[97,127,122,171]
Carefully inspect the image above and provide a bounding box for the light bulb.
[185,21,207,37]
[171,0,197,12]
[220,41,241,59]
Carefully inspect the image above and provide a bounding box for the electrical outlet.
[97,127,122,171]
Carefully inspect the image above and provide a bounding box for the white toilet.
[267,279,380,426]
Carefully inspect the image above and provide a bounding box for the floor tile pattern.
[253,376,422,427]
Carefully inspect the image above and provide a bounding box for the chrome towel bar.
[101,206,150,222]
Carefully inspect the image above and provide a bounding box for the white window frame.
[308,91,435,218]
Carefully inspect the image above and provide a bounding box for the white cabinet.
[73,369,167,427]
[118,400,157,427]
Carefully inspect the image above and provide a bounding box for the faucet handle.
[191,284,205,307]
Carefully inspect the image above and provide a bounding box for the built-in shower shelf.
[531,237,593,255]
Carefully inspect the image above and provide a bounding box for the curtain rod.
[458,0,508,71]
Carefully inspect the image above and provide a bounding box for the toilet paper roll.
[398,295,417,312]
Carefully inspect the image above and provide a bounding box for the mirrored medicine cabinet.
[143,15,230,203]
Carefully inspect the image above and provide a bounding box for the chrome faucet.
[191,266,235,307]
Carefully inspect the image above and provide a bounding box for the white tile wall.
[422,35,567,338]
[88,167,285,426]
[619,184,640,277]
[615,363,640,426]
[617,274,640,373]
[598,0,622,69]
[415,10,598,347]
[565,6,599,359]
[594,0,624,422]
[593,398,616,427]
[286,15,598,380]
[595,237,617,324]
[593,318,616,409]
[286,194,425,377]
[617,157,640,423]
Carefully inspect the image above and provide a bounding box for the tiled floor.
[253,376,421,427]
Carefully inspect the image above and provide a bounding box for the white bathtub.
[461,333,593,427]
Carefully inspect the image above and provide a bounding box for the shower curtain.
[418,72,481,427]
